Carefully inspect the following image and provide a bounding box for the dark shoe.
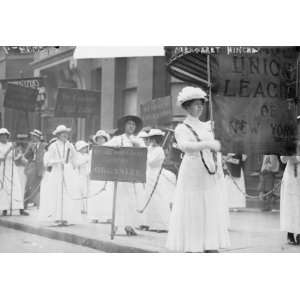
[2,210,7,216]
[125,226,137,236]
[204,250,219,253]
[287,232,296,245]
[262,207,271,212]
[296,234,300,245]
[137,225,149,231]
[20,209,29,216]
[154,230,168,233]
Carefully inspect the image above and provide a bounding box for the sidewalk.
[0,208,298,253]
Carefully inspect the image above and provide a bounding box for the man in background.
[258,154,280,212]
[24,129,46,209]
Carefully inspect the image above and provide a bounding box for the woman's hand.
[207,140,221,152]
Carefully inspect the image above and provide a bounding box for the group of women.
[4,85,300,252]
[37,115,177,237]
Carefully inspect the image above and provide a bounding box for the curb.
[0,218,155,253]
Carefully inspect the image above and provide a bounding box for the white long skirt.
[88,180,113,222]
[0,161,24,211]
[280,169,300,233]
[16,166,27,200]
[77,173,89,213]
[38,164,82,224]
[114,182,140,229]
[225,170,246,208]
[144,169,175,230]
[166,155,230,252]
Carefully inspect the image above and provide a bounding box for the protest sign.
[140,96,172,127]
[90,146,147,240]
[4,83,38,112]
[55,88,100,117]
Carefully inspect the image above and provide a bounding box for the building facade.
[0,47,40,136]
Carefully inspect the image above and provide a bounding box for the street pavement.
[0,226,100,252]
[0,208,299,252]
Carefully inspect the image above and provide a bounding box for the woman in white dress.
[75,141,90,214]
[280,143,300,245]
[105,115,145,236]
[143,129,175,231]
[166,87,230,253]
[224,153,247,210]
[39,138,56,222]
[0,128,27,216]
[14,142,28,202]
[38,125,82,225]
[88,130,113,223]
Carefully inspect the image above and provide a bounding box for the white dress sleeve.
[175,124,208,153]
[46,143,62,166]
[104,136,121,147]
[148,147,165,168]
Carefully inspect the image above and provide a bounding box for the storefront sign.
[213,47,298,155]
[3,46,47,55]
[3,83,38,112]
[0,77,44,89]
[90,146,147,183]
[55,88,101,117]
[140,96,172,127]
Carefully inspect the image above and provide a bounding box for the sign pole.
[207,54,214,133]
[111,181,118,240]
[10,146,14,216]
[59,143,66,226]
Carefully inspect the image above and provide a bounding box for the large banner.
[212,47,298,155]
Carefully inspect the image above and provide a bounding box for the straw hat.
[147,129,165,137]
[0,128,10,136]
[93,130,110,143]
[177,86,208,107]
[75,140,89,152]
[30,129,43,139]
[117,115,143,135]
[137,131,149,139]
[52,125,71,136]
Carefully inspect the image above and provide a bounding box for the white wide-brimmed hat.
[147,129,165,137]
[0,128,10,136]
[52,125,71,136]
[137,131,149,139]
[177,86,208,107]
[93,130,110,143]
[75,140,89,151]
[30,129,43,139]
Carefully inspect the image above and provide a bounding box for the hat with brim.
[75,140,89,152]
[117,115,143,135]
[147,129,165,137]
[30,129,43,139]
[0,128,10,137]
[93,130,110,144]
[137,131,150,139]
[177,86,208,107]
[53,125,71,136]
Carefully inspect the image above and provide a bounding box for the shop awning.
[164,46,219,89]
